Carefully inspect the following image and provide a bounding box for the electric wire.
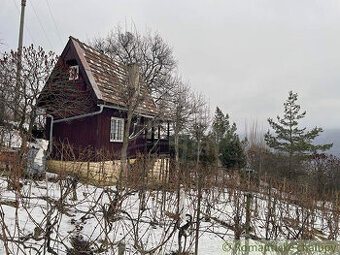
[44,0,63,47]
[28,0,54,49]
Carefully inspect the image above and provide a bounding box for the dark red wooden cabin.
[39,37,169,160]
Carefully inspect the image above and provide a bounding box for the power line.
[29,0,54,49]
[44,0,63,47]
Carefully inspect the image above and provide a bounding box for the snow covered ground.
[0,173,338,254]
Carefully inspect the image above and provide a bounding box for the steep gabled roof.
[70,37,158,117]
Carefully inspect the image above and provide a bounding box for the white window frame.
[110,117,124,142]
[69,65,79,80]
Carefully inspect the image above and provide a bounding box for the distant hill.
[240,128,340,157]
[315,129,340,156]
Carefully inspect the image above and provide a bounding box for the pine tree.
[265,91,332,167]
[219,134,246,169]
[211,107,246,169]
[200,135,217,167]
[211,107,231,145]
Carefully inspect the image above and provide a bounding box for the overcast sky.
[1,0,340,133]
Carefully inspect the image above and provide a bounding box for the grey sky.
[1,0,340,133]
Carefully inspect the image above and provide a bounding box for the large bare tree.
[0,46,57,149]
[91,28,177,173]
[91,27,176,101]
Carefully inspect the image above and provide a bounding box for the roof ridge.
[69,36,126,70]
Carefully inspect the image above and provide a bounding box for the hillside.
[315,129,340,156]
[1,172,339,254]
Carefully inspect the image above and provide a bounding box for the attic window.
[69,65,79,80]
[110,117,124,142]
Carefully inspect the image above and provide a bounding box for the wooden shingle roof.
[70,37,158,117]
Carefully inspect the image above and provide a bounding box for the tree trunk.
[121,63,140,178]
[174,131,179,164]
[121,110,133,178]
[245,192,252,255]
[196,140,201,166]
[195,170,202,255]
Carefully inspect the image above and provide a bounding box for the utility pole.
[18,0,26,53]
[14,0,27,120]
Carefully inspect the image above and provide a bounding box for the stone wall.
[46,157,170,185]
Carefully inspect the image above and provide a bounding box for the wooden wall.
[51,108,151,160]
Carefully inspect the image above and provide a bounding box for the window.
[146,127,152,140]
[69,65,79,80]
[154,125,159,140]
[110,117,124,142]
[153,123,168,140]
[160,123,168,139]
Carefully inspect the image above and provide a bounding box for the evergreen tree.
[219,134,246,169]
[211,107,246,169]
[211,107,231,145]
[265,91,332,170]
[200,135,217,168]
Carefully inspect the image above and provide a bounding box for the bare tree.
[168,80,192,165]
[189,93,210,166]
[0,46,57,145]
[91,27,176,101]
[120,63,146,174]
[91,28,177,174]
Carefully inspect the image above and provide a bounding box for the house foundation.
[46,157,170,185]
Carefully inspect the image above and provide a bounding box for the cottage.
[39,37,170,165]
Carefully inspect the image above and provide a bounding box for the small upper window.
[69,65,79,80]
[110,117,124,142]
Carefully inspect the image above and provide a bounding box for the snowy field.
[0,173,339,254]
